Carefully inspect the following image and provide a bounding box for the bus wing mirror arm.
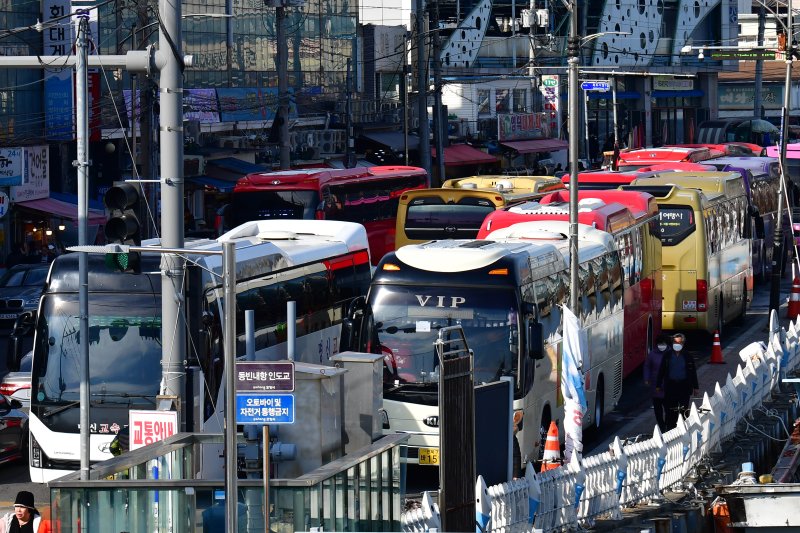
[527,320,545,360]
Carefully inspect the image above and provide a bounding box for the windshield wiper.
[42,401,81,418]
[41,393,156,417]
[92,392,157,405]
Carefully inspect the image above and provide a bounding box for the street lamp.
[567,24,629,311]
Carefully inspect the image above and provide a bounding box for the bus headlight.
[30,434,42,468]
[379,408,390,429]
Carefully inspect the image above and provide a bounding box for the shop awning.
[360,132,420,152]
[432,144,499,166]
[16,197,106,225]
[186,175,236,192]
[651,89,704,98]
[500,139,569,154]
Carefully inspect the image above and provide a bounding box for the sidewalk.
[589,275,792,455]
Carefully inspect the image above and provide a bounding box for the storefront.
[649,78,705,145]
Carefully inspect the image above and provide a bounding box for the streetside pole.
[754,3,766,120]
[770,1,793,315]
[277,5,291,169]
[157,0,188,429]
[432,1,446,185]
[75,12,91,485]
[416,0,432,183]
[345,58,354,168]
[567,2,580,313]
[403,34,410,165]
[223,241,239,533]
[611,76,620,171]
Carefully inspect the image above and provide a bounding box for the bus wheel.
[594,377,605,430]
[736,288,747,325]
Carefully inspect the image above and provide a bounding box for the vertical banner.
[43,0,74,141]
[87,9,102,142]
[11,146,50,202]
[539,75,561,140]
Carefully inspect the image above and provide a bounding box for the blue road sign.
[236,393,295,424]
[581,80,610,92]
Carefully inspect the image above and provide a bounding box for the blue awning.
[587,91,641,100]
[51,191,104,211]
[186,175,236,192]
[205,157,269,175]
[651,89,704,98]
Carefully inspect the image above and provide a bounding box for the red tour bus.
[225,165,429,263]
[615,146,723,171]
[561,163,714,189]
[478,190,662,376]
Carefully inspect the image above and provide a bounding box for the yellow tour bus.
[623,171,752,335]
[395,175,565,248]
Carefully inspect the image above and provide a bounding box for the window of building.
[513,89,527,112]
[496,89,510,113]
[478,89,491,116]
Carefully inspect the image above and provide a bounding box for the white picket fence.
[401,311,800,532]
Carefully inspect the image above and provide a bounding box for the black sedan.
[0,393,27,466]
[0,263,49,328]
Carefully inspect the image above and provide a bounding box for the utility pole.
[345,58,355,167]
[416,0,432,182]
[770,0,793,315]
[156,0,189,439]
[403,34,410,165]
[431,1,445,185]
[611,76,620,170]
[75,12,91,482]
[277,5,291,169]
[754,3,766,120]
[567,4,580,313]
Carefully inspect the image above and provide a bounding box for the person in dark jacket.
[656,333,699,430]
[644,333,672,432]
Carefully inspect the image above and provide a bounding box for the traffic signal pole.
[157,0,188,423]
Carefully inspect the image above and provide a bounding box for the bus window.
[233,190,320,222]
[404,196,496,240]
[607,252,623,312]
[659,205,696,246]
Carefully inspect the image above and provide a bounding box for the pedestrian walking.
[656,333,699,430]
[0,491,42,533]
[644,333,672,432]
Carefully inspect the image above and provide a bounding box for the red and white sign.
[129,410,178,450]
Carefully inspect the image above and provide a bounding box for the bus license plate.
[418,448,439,465]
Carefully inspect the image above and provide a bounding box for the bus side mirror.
[341,296,368,352]
[7,311,35,371]
[527,320,544,360]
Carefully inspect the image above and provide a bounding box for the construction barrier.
[400,311,800,532]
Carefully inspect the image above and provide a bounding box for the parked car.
[0,263,49,329]
[0,393,27,465]
[0,351,31,409]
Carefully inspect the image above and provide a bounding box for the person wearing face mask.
[644,333,673,432]
[655,332,699,430]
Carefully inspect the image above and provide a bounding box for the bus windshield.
[658,206,695,246]
[32,294,162,407]
[370,285,519,392]
[405,197,497,240]
[232,190,320,224]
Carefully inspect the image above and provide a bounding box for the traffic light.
[567,36,581,58]
[104,183,141,271]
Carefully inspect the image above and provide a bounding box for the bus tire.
[757,243,767,284]
[594,377,605,431]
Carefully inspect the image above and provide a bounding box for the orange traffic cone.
[788,277,800,320]
[540,421,561,471]
[710,330,725,364]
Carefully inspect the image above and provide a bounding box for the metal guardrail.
[402,311,800,532]
[51,432,408,532]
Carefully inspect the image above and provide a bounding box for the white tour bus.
[25,220,372,483]
[367,223,624,467]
